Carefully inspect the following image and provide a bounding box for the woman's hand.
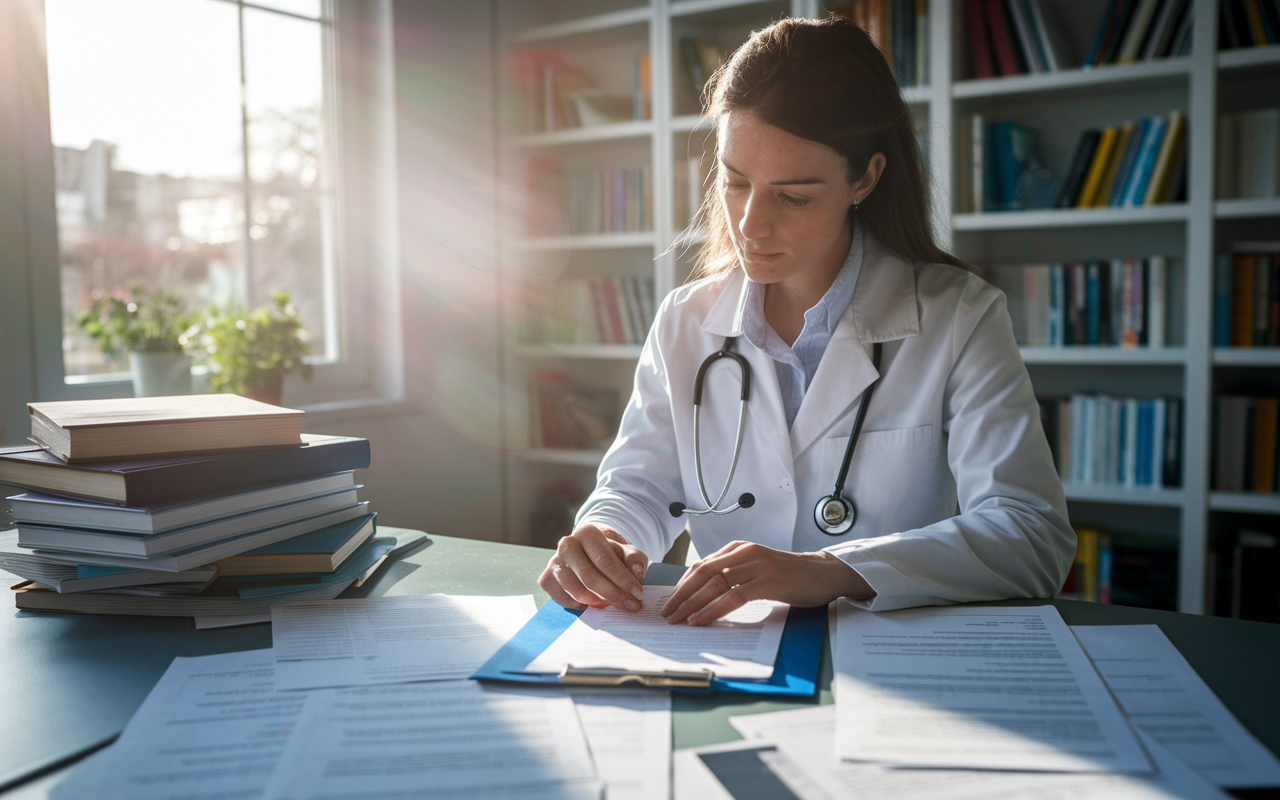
[538,525,650,612]
[660,541,874,625]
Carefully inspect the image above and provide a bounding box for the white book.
[1106,396,1122,485]
[1117,0,1162,63]
[1081,395,1097,484]
[1007,0,1047,73]
[1148,256,1167,347]
[1123,398,1140,488]
[1237,108,1280,199]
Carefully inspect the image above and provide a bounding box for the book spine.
[1108,119,1148,206]
[1163,396,1182,487]
[1007,0,1046,72]
[1049,264,1064,346]
[1256,254,1272,347]
[984,0,1024,76]
[1148,256,1166,347]
[1086,262,1101,346]
[1109,259,1125,346]
[1084,0,1121,67]
[965,0,997,79]
[1076,127,1118,207]
[1151,398,1166,487]
[1056,130,1101,208]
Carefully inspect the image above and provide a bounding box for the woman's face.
[717,110,862,292]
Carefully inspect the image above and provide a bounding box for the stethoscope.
[668,337,884,535]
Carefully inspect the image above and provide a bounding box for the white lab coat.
[576,233,1074,612]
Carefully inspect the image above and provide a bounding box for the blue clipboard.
[470,600,825,696]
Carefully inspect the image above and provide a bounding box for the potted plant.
[77,286,197,397]
[197,291,313,405]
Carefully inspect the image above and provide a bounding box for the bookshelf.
[495,0,1279,615]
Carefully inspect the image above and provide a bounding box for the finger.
[538,564,588,610]
[553,561,610,609]
[560,542,643,611]
[663,570,735,625]
[580,532,645,599]
[663,543,751,615]
[620,545,649,581]
[687,580,757,626]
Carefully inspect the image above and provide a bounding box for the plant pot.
[129,351,192,397]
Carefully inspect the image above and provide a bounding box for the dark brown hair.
[693,15,964,276]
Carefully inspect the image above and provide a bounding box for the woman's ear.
[852,152,888,205]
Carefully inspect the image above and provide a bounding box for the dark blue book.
[1086,262,1101,345]
[1085,0,1122,66]
[1215,253,1233,347]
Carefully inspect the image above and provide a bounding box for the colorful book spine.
[1041,393,1180,488]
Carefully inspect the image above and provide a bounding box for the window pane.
[243,7,335,360]
[248,0,324,20]
[46,0,245,377]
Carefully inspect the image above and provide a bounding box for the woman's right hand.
[538,525,649,612]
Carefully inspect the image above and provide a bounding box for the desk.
[2,528,1279,795]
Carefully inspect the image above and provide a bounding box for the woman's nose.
[737,191,772,240]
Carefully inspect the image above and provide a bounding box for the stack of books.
[1037,393,1183,489]
[521,274,656,346]
[993,257,1181,348]
[0,395,405,621]
[1213,242,1280,346]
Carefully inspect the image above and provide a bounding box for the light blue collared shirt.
[739,226,865,429]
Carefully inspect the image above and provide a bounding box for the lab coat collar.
[697,231,920,345]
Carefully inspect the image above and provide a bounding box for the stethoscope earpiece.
[670,338,883,536]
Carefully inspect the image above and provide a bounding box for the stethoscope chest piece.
[815,495,855,534]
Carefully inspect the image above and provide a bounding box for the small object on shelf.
[566,89,634,126]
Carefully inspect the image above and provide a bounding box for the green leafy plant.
[77,286,195,356]
[197,291,313,400]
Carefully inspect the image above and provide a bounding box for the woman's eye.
[780,194,810,208]
[724,182,748,193]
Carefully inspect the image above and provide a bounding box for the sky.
[45,0,324,181]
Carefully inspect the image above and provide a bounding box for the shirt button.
[780,479,793,493]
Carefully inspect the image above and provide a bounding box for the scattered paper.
[194,611,272,629]
[270,594,536,690]
[673,739,828,800]
[570,688,671,800]
[261,680,602,800]
[731,705,1229,799]
[834,602,1152,773]
[526,585,787,681]
[1073,624,1280,788]
[50,649,304,800]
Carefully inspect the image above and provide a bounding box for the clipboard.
[469,599,826,696]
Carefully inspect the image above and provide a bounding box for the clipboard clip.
[558,665,714,688]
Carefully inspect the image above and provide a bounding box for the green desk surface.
[2,529,1279,794]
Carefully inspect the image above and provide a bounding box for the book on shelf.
[522,274,655,346]
[526,159,652,235]
[6,472,356,534]
[992,256,1181,348]
[26,394,304,464]
[1219,0,1280,49]
[1038,393,1182,488]
[1212,242,1280,347]
[677,38,725,102]
[0,434,370,507]
[1216,107,1280,200]
[530,371,619,451]
[673,153,715,229]
[1059,527,1177,610]
[1213,394,1280,493]
[510,50,650,133]
[830,0,929,87]
[1083,0,1193,69]
[957,119,1058,211]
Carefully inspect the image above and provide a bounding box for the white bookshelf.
[496,0,1280,613]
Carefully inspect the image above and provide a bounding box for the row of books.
[673,154,714,228]
[1058,527,1177,611]
[529,371,620,451]
[1054,112,1187,209]
[0,395,417,619]
[955,118,1054,212]
[1209,528,1279,623]
[994,257,1180,348]
[1212,243,1280,347]
[1214,395,1280,493]
[1217,108,1280,200]
[963,0,1190,80]
[1038,394,1184,488]
[521,275,656,346]
[1219,0,1280,49]
[510,50,651,133]
[831,0,930,87]
[676,38,725,103]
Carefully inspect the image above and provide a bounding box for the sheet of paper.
[50,649,305,800]
[731,704,1229,800]
[261,680,602,800]
[270,594,536,690]
[569,688,671,800]
[194,611,272,629]
[673,740,830,800]
[526,585,788,681]
[1073,624,1280,788]
[834,601,1152,773]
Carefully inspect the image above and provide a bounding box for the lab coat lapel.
[789,236,920,458]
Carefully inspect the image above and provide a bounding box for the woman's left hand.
[660,541,875,625]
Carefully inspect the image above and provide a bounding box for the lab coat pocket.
[826,425,943,535]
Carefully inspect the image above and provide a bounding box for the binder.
[470,599,826,697]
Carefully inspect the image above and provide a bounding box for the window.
[10,0,401,408]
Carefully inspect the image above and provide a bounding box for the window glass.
[246,0,323,20]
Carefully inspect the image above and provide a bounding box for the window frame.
[2,0,403,421]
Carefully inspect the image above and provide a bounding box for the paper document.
[271,594,536,690]
[1073,624,1280,788]
[731,705,1228,800]
[570,688,671,800]
[51,649,305,800]
[673,740,830,800]
[526,585,787,681]
[262,680,602,800]
[834,602,1151,772]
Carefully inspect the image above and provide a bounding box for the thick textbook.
[8,472,355,534]
[0,434,370,506]
[28,394,304,463]
[214,513,377,576]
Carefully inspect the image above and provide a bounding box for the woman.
[537,16,1073,625]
